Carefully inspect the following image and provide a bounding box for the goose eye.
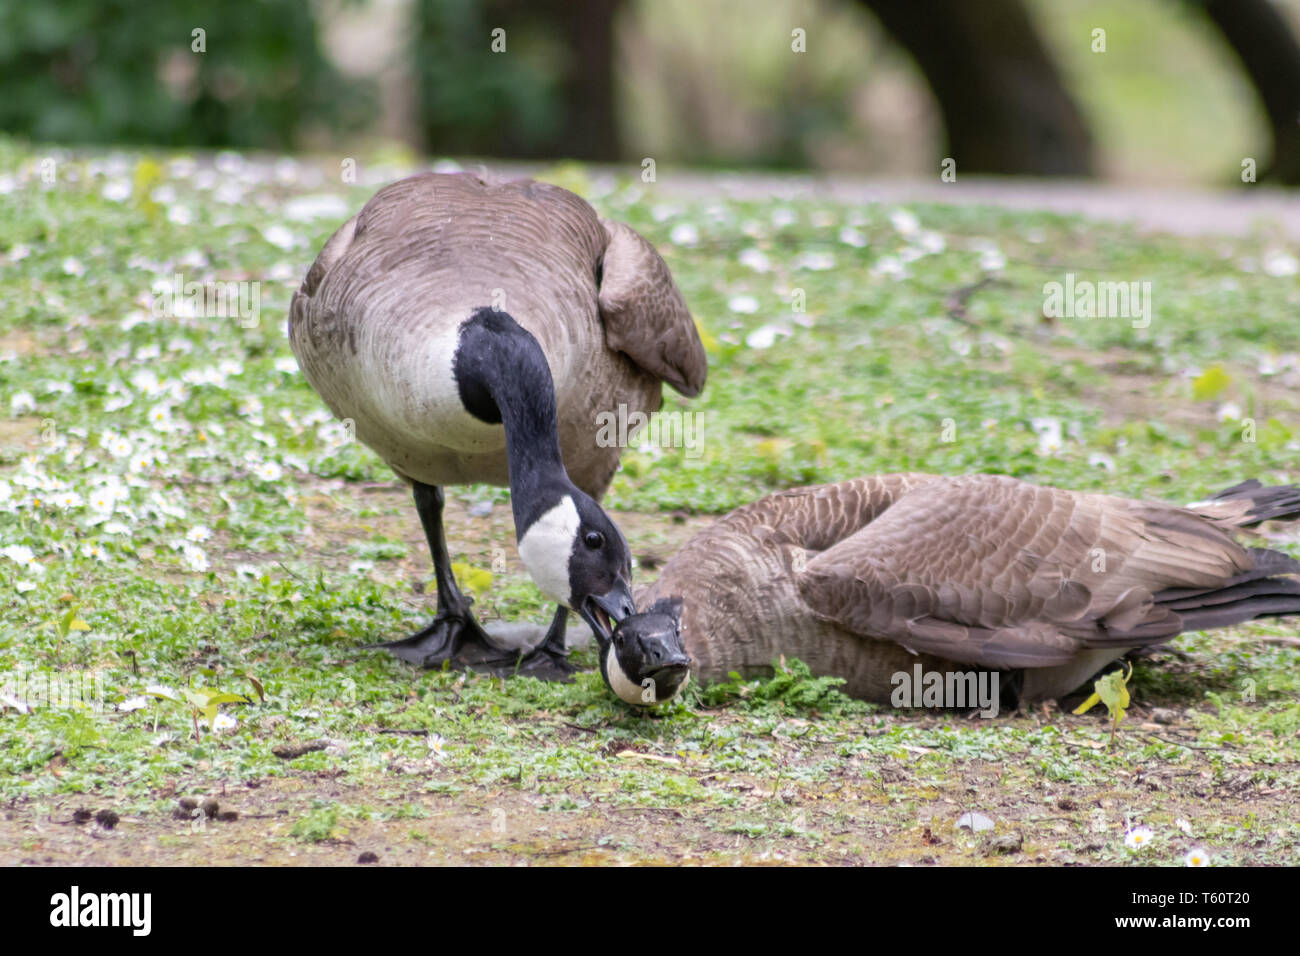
[584,530,605,550]
[594,256,604,289]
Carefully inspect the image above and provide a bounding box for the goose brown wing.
[796,475,1255,668]
[597,220,706,397]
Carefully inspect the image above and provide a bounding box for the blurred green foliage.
[0,0,372,148]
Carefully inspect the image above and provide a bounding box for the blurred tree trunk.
[1201,0,1300,184]
[858,0,1094,176]
[531,0,622,160]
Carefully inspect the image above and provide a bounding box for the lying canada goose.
[288,171,706,679]
[612,474,1300,706]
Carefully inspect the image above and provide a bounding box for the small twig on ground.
[363,727,429,736]
[558,721,600,734]
[1257,635,1300,647]
[1146,733,1227,752]
[275,560,305,582]
[944,277,1007,327]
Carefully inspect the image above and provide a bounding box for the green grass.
[1,136,1298,865]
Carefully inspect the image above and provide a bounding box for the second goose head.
[599,598,693,706]
[516,487,636,647]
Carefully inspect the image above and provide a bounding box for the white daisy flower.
[889,209,919,236]
[62,257,85,277]
[916,231,946,254]
[669,223,698,246]
[81,542,108,562]
[118,696,147,712]
[15,580,37,593]
[795,251,835,271]
[211,713,237,732]
[770,207,796,229]
[186,525,212,543]
[838,227,868,248]
[10,391,35,414]
[129,369,167,397]
[261,224,298,250]
[147,404,174,430]
[274,356,299,374]
[2,545,44,574]
[128,452,156,474]
[1262,250,1298,277]
[1031,417,1064,457]
[980,249,1007,272]
[1175,818,1192,835]
[101,431,133,459]
[252,461,283,482]
[745,324,791,350]
[1184,848,1210,867]
[872,256,906,279]
[181,544,209,572]
[53,490,83,510]
[87,488,118,516]
[1124,825,1154,850]
[317,422,352,449]
[727,295,760,314]
[738,248,771,273]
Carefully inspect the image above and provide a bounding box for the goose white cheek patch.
[605,645,649,705]
[604,645,690,706]
[517,496,580,606]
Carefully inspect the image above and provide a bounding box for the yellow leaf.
[533,161,591,198]
[1072,692,1102,716]
[694,317,719,354]
[1192,365,1230,401]
[132,159,163,222]
[451,562,493,599]
[68,619,90,631]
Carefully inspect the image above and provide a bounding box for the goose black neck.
[454,308,575,532]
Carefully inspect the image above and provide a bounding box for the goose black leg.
[366,481,508,668]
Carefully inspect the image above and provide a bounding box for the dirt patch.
[0,417,45,454]
[3,700,1293,866]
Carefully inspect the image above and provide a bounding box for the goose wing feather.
[597,220,706,397]
[796,475,1254,668]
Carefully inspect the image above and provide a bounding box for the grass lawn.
[1,139,1298,865]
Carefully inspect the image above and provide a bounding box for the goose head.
[516,488,636,646]
[600,598,692,707]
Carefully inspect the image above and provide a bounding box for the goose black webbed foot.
[365,608,506,669]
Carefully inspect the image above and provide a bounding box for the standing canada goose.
[612,474,1300,706]
[288,172,706,679]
